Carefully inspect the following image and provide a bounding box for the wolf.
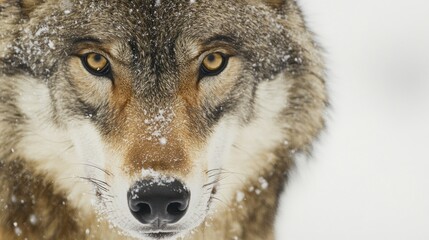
[0,0,327,239]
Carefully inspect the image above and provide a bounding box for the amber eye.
[81,53,111,76]
[200,52,228,77]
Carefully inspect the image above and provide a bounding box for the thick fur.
[0,0,327,239]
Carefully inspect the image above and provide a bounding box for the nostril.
[133,202,151,216]
[166,202,186,216]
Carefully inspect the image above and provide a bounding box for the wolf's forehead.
[82,0,236,31]
[74,0,285,67]
[76,0,277,44]
[75,1,242,61]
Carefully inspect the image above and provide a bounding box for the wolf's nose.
[127,179,190,225]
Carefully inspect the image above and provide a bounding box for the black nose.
[127,179,190,226]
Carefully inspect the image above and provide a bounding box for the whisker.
[78,177,110,192]
[209,196,229,208]
[205,168,223,174]
[76,162,113,176]
[202,178,221,188]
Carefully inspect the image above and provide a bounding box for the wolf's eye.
[200,53,228,77]
[82,53,111,76]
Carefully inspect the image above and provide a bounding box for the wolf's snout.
[127,179,190,226]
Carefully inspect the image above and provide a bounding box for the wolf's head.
[0,0,326,239]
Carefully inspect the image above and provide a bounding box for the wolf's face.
[2,0,325,239]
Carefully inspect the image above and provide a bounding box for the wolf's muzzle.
[127,179,190,227]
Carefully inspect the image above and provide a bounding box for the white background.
[276,0,429,239]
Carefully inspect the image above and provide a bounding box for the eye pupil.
[201,52,228,77]
[207,54,215,62]
[93,54,102,62]
[81,52,111,77]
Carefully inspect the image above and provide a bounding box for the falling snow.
[29,214,37,225]
[159,137,167,145]
[13,222,22,236]
[236,191,245,202]
[258,177,269,189]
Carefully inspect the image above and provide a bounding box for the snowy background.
[276,0,429,239]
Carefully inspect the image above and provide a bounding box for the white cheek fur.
[15,75,96,214]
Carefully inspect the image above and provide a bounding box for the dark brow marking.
[203,35,237,47]
[72,36,104,45]
[186,35,239,63]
